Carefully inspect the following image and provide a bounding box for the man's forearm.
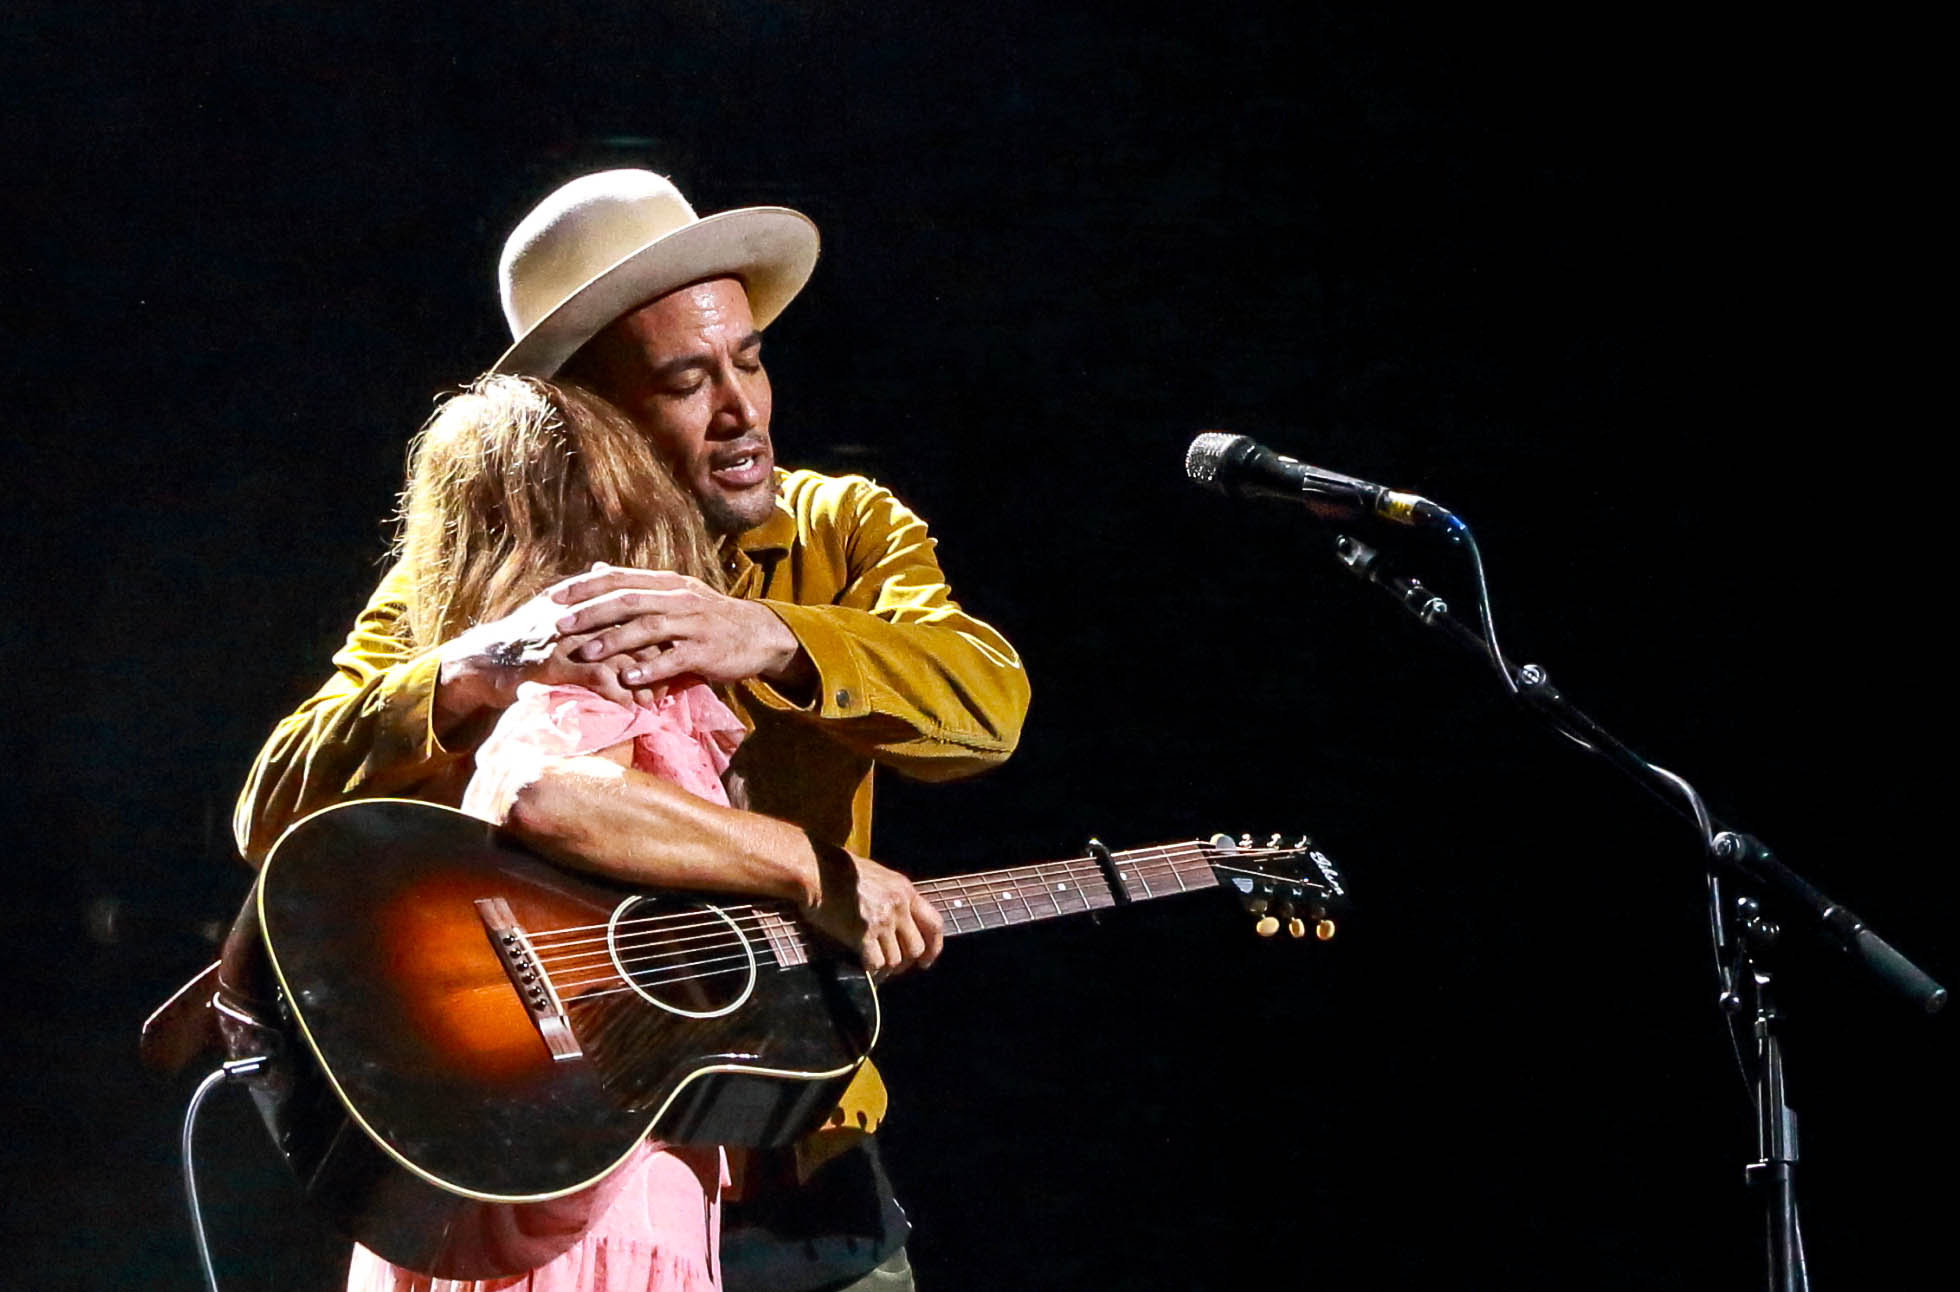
[745,602,1030,777]
[505,758,825,905]
[502,757,944,972]
[733,475,1032,778]
[233,646,461,865]
[232,564,469,865]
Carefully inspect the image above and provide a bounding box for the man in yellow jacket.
[233,169,1031,1292]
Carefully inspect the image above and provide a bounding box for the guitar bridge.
[475,897,583,1062]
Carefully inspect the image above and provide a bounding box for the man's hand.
[434,563,815,730]
[803,848,945,977]
[551,565,813,694]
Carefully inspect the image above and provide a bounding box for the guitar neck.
[913,841,1219,937]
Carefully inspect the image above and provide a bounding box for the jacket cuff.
[742,601,871,720]
[384,647,459,761]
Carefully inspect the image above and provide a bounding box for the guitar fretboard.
[915,841,1220,937]
[718,841,1247,965]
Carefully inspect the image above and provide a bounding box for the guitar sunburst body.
[240,799,876,1278]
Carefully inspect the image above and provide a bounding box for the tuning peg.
[1287,916,1306,938]
[1255,915,1280,937]
[1267,833,1283,849]
[1239,833,1254,849]
[1315,918,1337,941]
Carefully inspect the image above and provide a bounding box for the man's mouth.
[708,443,771,489]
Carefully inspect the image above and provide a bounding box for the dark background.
[6,3,1951,1288]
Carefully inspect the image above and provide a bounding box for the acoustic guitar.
[227,798,1348,1278]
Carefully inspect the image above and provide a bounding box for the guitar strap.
[138,883,280,1075]
[138,960,221,1075]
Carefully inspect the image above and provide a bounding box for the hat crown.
[490,168,817,377]
[499,170,700,339]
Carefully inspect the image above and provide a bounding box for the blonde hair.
[395,374,720,648]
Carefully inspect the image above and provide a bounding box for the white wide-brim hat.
[492,169,819,377]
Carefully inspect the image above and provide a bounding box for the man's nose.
[714,367,762,430]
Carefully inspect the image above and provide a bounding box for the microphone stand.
[1330,531,1945,1292]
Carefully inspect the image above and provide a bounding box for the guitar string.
[546,885,1126,991]
[536,879,1157,979]
[555,860,1291,998]
[544,871,1179,992]
[519,841,1300,943]
[552,945,776,995]
[523,850,1221,967]
[520,843,1250,945]
[528,852,1313,979]
[525,848,1261,969]
[525,848,1221,957]
[538,856,1323,995]
[523,844,1306,951]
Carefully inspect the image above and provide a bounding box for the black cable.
[181,1057,267,1292]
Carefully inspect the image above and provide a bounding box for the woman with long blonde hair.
[345,374,789,1292]
[395,372,722,658]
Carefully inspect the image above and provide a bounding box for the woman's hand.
[433,588,629,725]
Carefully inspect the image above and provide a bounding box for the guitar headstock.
[1203,832,1352,941]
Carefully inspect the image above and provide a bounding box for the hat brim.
[492,206,819,378]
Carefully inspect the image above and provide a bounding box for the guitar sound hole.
[605,897,757,1019]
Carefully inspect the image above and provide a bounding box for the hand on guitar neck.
[803,839,945,978]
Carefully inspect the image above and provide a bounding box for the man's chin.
[698,479,779,537]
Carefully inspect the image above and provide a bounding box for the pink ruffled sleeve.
[462,681,747,822]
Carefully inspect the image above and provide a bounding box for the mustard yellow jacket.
[233,469,1031,864]
[230,467,1028,1144]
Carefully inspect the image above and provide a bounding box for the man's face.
[571,276,777,536]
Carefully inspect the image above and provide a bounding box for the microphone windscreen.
[1184,431,1248,487]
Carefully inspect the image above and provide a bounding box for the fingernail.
[557,615,577,632]
[622,668,644,684]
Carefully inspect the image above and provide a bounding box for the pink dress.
[346,681,750,1292]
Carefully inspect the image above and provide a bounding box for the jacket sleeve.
[740,479,1031,782]
[231,562,472,865]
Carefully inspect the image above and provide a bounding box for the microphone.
[1184,432,1454,530]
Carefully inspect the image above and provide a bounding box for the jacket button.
[834,688,852,707]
